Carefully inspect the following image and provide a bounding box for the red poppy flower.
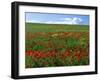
[65,50,70,56]
[26,50,33,56]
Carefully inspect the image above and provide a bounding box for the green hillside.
[25,23,89,33]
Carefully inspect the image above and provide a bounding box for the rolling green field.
[25,23,89,68]
[25,23,89,33]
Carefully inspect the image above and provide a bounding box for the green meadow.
[25,23,89,68]
[25,23,89,33]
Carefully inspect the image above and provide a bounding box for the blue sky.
[25,12,89,25]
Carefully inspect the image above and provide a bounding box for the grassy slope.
[25,23,89,33]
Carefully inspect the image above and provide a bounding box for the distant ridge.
[26,22,89,26]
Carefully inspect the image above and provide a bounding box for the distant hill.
[25,23,89,33]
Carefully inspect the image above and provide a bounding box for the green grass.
[25,23,89,33]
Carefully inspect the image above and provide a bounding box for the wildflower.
[26,50,33,56]
[51,33,58,37]
[65,50,70,57]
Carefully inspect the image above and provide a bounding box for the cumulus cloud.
[26,17,82,25]
[72,17,82,24]
[62,17,82,24]
[44,17,82,25]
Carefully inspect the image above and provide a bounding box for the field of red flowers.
[25,30,89,68]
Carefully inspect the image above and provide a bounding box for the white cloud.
[44,21,54,24]
[72,17,82,24]
[61,17,82,24]
[26,17,83,25]
[44,17,82,25]
[62,18,72,21]
[26,20,40,23]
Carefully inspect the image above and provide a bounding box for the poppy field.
[25,23,89,68]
